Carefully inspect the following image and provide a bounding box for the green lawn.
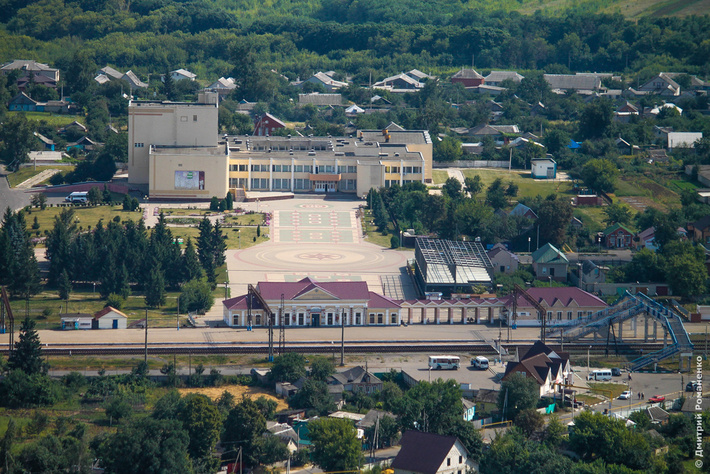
[170,224,268,249]
[461,168,574,198]
[588,382,628,399]
[24,205,143,241]
[574,207,609,233]
[12,111,84,127]
[7,166,63,188]
[432,170,448,185]
[360,209,393,248]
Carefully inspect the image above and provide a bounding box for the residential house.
[639,73,681,96]
[568,139,582,151]
[574,191,602,206]
[406,69,433,83]
[579,260,606,290]
[298,93,342,106]
[616,137,639,155]
[636,227,658,251]
[16,74,57,91]
[98,66,123,80]
[687,215,710,246]
[531,157,556,179]
[265,422,298,453]
[67,136,100,152]
[681,397,710,417]
[170,68,197,81]
[8,92,39,112]
[602,223,634,249]
[462,398,476,422]
[488,243,519,275]
[505,287,608,328]
[1,59,60,82]
[501,341,573,397]
[357,409,397,431]
[647,406,670,424]
[34,132,55,151]
[614,101,639,123]
[647,149,669,164]
[391,430,477,474]
[275,382,299,397]
[205,77,236,97]
[667,132,703,149]
[122,70,148,90]
[543,74,601,93]
[473,389,499,414]
[646,103,683,117]
[469,84,506,96]
[373,73,423,91]
[345,104,365,115]
[570,216,584,230]
[509,203,537,220]
[531,242,568,281]
[59,121,88,136]
[484,71,524,86]
[300,72,348,92]
[253,113,286,136]
[450,69,484,87]
[92,306,128,329]
[468,124,520,143]
[326,366,383,395]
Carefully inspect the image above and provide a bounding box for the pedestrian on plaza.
[642,392,645,399]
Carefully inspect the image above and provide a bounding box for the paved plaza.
[226,196,415,300]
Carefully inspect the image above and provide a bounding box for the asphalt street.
[0,165,32,212]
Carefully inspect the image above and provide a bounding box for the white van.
[587,369,612,381]
[428,355,460,370]
[472,356,489,370]
[65,191,88,203]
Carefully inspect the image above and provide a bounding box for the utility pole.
[341,307,348,366]
[176,296,180,331]
[144,308,148,364]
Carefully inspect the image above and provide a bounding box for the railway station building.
[222,277,507,328]
[128,93,432,199]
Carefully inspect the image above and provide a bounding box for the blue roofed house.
[8,92,39,112]
[532,242,568,282]
[568,139,582,151]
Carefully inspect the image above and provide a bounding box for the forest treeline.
[0,0,709,87]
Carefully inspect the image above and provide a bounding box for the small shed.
[531,158,557,179]
[92,306,128,329]
[61,313,93,330]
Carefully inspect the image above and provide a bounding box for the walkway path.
[15,168,60,189]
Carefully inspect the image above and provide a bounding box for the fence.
[432,160,510,169]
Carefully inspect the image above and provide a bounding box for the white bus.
[428,355,460,370]
[586,369,612,381]
[471,356,489,370]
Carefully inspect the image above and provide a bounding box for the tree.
[579,99,613,138]
[225,192,234,211]
[179,278,214,313]
[0,114,35,170]
[58,268,72,301]
[94,418,192,474]
[30,193,47,210]
[289,379,336,415]
[308,418,362,472]
[209,196,220,211]
[271,352,307,383]
[434,136,462,162]
[179,394,223,460]
[543,415,565,448]
[394,379,462,434]
[104,396,133,425]
[515,408,544,437]
[181,238,204,284]
[442,177,463,200]
[65,50,96,94]
[254,396,278,420]
[309,356,335,381]
[498,373,538,420]
[486,178,508,210]
[87,186,102,205]
[46,208,77,286]
[581,158,619,193]
[8,317,47,375]
[464,175,483,197]
[259,435,290,465]
[664,247,708,297]
[603,203,633,226]
[145,265,167,307]
[0,418,16,473]
[537,196,574,246]
[162,71,176,101]
[222,397,266,467]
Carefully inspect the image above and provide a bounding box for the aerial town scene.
[1,1,710,472]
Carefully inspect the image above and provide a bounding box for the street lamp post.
[548,276,552,287]
[528,237,531,253]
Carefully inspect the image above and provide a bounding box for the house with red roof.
[92,306,128,329]
[222,277,402,328]
[502,341,573,397]
[505,286,608,327]
[253,113,286,136]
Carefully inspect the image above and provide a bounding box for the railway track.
[0,341,668,357]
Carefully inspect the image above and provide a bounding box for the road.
[0,165,32,212]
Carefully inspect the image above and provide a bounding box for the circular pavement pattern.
[233,243,405,272]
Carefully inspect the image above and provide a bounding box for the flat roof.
[416,238,492,285]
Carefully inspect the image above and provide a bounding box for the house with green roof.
[602,223,634,249]
[532,242,569,281]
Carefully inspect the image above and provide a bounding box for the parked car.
[648,395,665,403]
[687,381,701,392]
[619,390,632,400]
[611,368,622,376]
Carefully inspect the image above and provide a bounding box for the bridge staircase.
[545,291,693,371]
